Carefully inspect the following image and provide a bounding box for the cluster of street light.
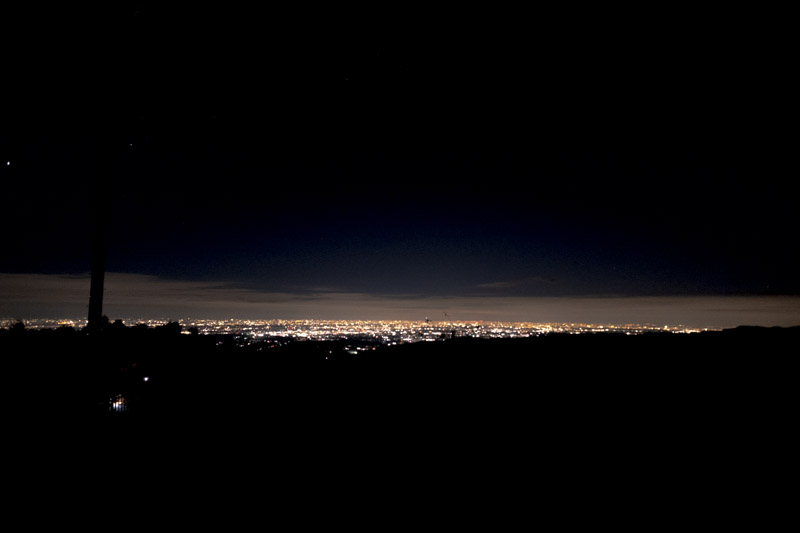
[5,318,708,344]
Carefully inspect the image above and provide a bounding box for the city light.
[3,318,711,344]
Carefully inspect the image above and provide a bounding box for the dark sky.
[2,6,798,324]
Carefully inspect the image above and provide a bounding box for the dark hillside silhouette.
[4,320,795,518]
[4,322,796,428]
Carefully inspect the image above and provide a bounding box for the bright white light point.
[143,376,149,382]
[5,161,9,166]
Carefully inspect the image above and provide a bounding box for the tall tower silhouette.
[88,139,111,329]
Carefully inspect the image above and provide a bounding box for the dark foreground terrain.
[4,323,796,431]
[3,323,796,521]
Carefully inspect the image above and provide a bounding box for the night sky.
[2,6,798,326]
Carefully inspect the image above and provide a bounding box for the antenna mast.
[88,139,111,329]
